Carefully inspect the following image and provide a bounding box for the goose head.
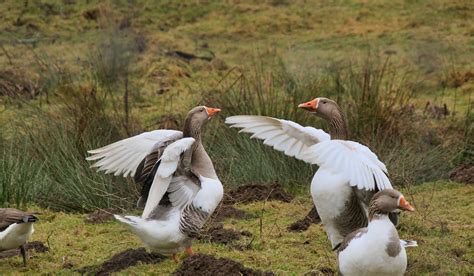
[298,97,340,121]
[370,189,415,214]
[183,106,221,138]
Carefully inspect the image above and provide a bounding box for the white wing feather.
[226,115,391,191]
[225,115,330,162]
[142,138,195,218]
[303,140,392,191]
[86,130,182,177]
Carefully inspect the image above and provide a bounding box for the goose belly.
[338,221,407,276]
[137,211,189,254]
[311,168,352,247]
[0,223,34,251]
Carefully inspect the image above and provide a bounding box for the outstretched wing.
[142,138,197,218]
[225,115,330,162]
[302,140,392,191]
[86,130,183,178]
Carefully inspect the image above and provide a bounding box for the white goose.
[0,208,38,266]
[226,98,395,249]
[87,106,224,260]
[337,189,415,276]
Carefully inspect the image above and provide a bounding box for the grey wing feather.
[134,133,183,207]
[0,208,38,231]
[333,189,369,244]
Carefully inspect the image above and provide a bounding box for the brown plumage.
[0,208,37,232]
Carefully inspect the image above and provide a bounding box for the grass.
[0,181,472,274]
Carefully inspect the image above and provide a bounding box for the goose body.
[338,217,407,276]
[87,106,223,257]
[0,223,35,251]
[226,98,395,248]
[337,189,415,275]
[0,208,38,266]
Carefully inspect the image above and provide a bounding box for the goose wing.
[86,130,183,178]
[303,140,392,191]
[142,138,198,218]
[225,115,330,162]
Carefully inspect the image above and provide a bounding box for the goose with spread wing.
[337,189,416,276]
[226,98,396,249]
[0,208,38,266]
[87,106,224,260]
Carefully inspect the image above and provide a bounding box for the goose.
[225,97,397,249]
[0,208,38,266]
[87,106,224,260]
[337,189,415,276]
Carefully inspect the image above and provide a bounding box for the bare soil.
[224,183,293,205]
[0,241,49,259]
[84,208,116,224]
[211,204,251,223]
[76,248,166,275]
[449,165,474,184]
[172,253,274,275]
[199,223,252,245]
[288,206,321,232]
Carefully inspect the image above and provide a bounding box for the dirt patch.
[173,253,274,275]
[0,241,49,259]
[211,204,250,223]
[199,223,252,245]
[449,165,474,184]
[77,248,166,275]
[304,267,335,275]
[288,206,321,232]
[84,208,116,224]
[224,183,293,205]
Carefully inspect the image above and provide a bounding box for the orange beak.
[205,106,221,118]
[298,98,319,112]
[398,196,415,212]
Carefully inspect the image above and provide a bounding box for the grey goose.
[87,106,223,260]
[226,97,397,249]
[337,189,415,276]
[0,208,38,266]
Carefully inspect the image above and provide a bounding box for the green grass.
[0,181,472,274]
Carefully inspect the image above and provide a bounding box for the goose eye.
[322,101,327,104]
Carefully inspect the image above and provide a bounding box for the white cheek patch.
[397,195,402,206]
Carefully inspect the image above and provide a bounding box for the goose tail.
[400,239,418,248]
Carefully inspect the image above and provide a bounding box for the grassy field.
[0,182,472,274]
[0,1,473,275]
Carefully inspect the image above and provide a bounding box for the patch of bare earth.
[77,248,166,275]
[449,165,474,184]
[288,206,321,232]
[199,223,252,246]
[223,182,293,205]
[0,241,49,259]
[172,253,274,275]
[84,208,117,224]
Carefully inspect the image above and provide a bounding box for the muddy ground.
[450,165,474,184]
[173,253,274,276]
[288,206,321,232]
[84,208,117,224]
[0,241,49,259]
[223,182,294,205]
[77,248,166,275]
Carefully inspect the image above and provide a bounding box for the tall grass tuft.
[0,140,46,208]
[205,53,464,188]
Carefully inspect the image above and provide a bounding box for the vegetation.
[0,182,472,274]
[0,0,472,274]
